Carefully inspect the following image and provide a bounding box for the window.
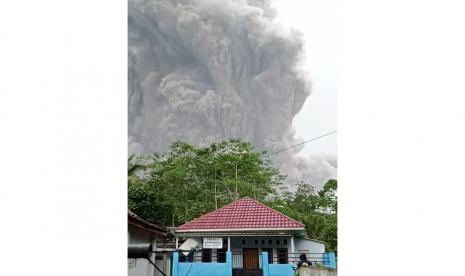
[277,248,288,264]
[276,239,280,245]
[242,239,246,245]
[262,248,273,264]
[202,249,212,262]
[254,239,258,245]
[217,249,227,263]
[261,239,265,245]
[283,239,287,245]
[217,239,227,263]
[268,239,272,245]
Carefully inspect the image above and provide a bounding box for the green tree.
[265,179,338,254]
[303,179,337,254]
[128,140,283,226]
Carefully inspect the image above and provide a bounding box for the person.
[297,253,312,269]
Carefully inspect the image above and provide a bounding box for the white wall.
[230,236,292,251]
[294,238,325,254]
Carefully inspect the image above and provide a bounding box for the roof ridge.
[244,197,305,227]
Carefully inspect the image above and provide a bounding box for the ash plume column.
[128,0,336,189]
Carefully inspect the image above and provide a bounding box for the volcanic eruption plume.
[128,0,336,189]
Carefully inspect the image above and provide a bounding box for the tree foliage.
[128,140,337,254]
[128,140,283,226]
[266,180,338,254]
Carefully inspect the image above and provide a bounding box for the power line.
[269,130,337,155]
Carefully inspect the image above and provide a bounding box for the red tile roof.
[176,197,305,231]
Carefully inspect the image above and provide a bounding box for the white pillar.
[290,236,295,253]
[152,234,157,276]
[227,237,231,251]
[176,237,179,249]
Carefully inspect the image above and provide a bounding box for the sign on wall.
[203,238,223,249]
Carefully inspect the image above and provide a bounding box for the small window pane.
[217,249,227,263]
[202,249,212,263]
[277,248,288,264]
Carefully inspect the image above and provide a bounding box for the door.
[242,248,259,269]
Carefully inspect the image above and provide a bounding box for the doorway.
[242,248,259,269]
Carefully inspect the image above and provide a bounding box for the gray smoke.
[128,0,336,189]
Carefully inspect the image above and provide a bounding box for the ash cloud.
[129,0,336,189]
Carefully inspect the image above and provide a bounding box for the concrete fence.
[263,252,336,276]
[172,252,232,276]
[172,251,336,276]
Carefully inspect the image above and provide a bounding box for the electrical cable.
[185,261,195,276]
[185,249,198,276]
[146,257,167,276]
[269,130,337,155]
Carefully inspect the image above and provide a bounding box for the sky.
[273,0,339,157]
[127,0,338,187]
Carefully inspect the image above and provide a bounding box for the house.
[128,210,171,276]
[172,197,336,276]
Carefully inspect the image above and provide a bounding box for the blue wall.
[172,252,232,276]
[261,251,294,276]
[268,264,294,276]
[265,251,336,276]
[173,250,335,276]
[324,252,337,269]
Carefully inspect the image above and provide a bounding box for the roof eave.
[128,211,168,236]
[294,237,328,244]
[176,227,305,233]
